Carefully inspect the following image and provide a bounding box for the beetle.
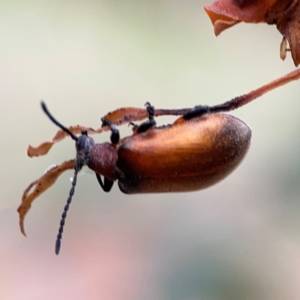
[45,102,251,254]
[18,68,300,254]
[42,101,251,194]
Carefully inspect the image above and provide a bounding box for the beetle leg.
[176,101,242,123]
[134,102,157,133]
[180,105,210,121]
[128,122,139,133]
[95,173,114,192]
[101,119,120,144]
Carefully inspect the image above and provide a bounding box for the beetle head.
[75,130,95,167]
[40,101,97,254]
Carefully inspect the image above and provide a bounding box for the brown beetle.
[18,68,300,254]
[44,103,251,195]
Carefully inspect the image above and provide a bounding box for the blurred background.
[1,0,300,299]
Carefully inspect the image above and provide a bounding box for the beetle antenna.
[41,101,78,141]
[55,162,82,255]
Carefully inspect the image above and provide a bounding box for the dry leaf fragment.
[204,0,276,35]
[204,0,300,66]
[28,107,192,157]
[17,159,75,236]
[280,36,289,60]
[265,0,300,66]
[27,125,105,157]
[102,106,191,125]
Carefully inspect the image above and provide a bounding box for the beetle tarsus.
[135,102,156,133]
[136,119,156,133]
[101,118,120,144]
[181,105,210,120]
[128,122,139,132]
[145,102,155,118]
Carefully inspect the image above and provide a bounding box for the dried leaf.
[17,159,75,236]
[204,0,300,66]
[27,141,56,157]
[29,107,192,157]
[102,107,150,125]
[204,0,276,35]
[204,6,240,35]
[280,36,288,60]
[265,0,300,66]
[27,125,106,157]
[102,106,191,125]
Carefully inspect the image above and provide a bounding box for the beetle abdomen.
[117,113,251,194]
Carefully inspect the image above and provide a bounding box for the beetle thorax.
[87,142,119,180]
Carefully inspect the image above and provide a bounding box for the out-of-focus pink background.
[1,1,300,299]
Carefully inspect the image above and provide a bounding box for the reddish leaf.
[17,160,75,236]
[28,107,193,157]
[265,0,300,66]
[204,0,276,35]
[27,125,105,157]
[205,0,300,66]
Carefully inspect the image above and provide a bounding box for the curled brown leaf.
[27,125,106,157]
[265,0,300,66]
[29,107,192,157]
[205,0,300,66]
[17,159,75,236]
[204,0,276,35]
